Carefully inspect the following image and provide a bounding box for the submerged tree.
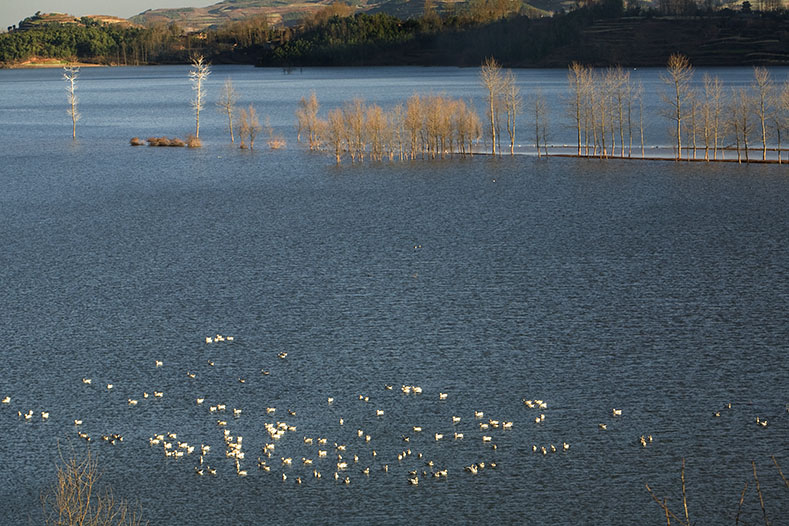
[687,89,699,160]
[366,103,387,161]
[308,94,481,164]
[531,90,548,158]
[405,94,424,159]
[752,66,774,162]
[189,54,210,140]
[779,81,789,164]
[480,57,504,155]
[238,104,261,150]
[264,116,286,149]
[661,53,694,160]
[567,62,587,156]
[325,108,345,164]
[63,65,80,140]
[613,67,631,158]
[635,80,645,158]
[701,74,723,161]
[729,87,754,163]
[503,69,522,155]
[216,79,238,144]
[343,98,367,162]
[295,91,320,150]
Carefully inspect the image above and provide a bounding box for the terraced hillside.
[543,14,789,66]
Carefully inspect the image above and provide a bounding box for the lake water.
[0,66,787,525]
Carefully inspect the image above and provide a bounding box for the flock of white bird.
[2,334,779,488]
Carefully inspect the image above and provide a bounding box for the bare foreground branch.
[681,458,690,526]
[648,457,787,526]
[646,482,686,526]
[772,456,789,489]
[41,443,147,526]
[735,481,749,526]
[752,461,770,526]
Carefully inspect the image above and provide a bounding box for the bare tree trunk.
[662,54,694,161]
[752,461,770,526]
[637,81,645,158]
[217,79,237,144]
[532,91,546,158]
[702,74,721,162]
[568,62,586,156]
[189,55,211,139]
[599,85,608,158]
[480,57,503,155]
[753,67,773,161]
[503,69,521,155]
[681,458,690,526]
[626,75,633,158]
[63,65,80,140]
[689,94,699,160]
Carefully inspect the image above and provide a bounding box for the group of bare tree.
[661,55,789,163]
[64,53,789,164]
[567,62,645,159]
[216,76,284,150]
[296,93,483,164]
[64,54,280,151]
[566,56,789,164]
[479,57,524,155]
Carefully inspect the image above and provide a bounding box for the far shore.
[3,59,109,69]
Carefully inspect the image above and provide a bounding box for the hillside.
[128,0,579,30]
[16,12,136,30]
[4,3,788,68]
[130,0,359,30]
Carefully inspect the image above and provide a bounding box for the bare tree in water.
[296,91,321,150]
[752,67,774,161]
[217,79,237,144]
[661,54,694,160]
[63,65,80,140]
[503,69,522,155]
[531,90,548,158]
[480,57,504,155]
[189,54,210,141]
[238,104,261,150]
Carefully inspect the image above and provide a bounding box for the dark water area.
[0,66,787,525]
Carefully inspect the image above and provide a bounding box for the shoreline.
[4,60,108,69]
[548,153,787,165]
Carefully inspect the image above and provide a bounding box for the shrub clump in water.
[187,134,202,148]
[146,137,185,147]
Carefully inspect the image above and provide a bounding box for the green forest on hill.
[1,0,788,68]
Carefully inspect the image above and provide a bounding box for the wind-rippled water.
[0,66,787,526]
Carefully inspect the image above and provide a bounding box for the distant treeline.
[0,16,188,65]
[260,3,789,67]
[2,1,789,67]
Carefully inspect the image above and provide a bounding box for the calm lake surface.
[0,66,787,525]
